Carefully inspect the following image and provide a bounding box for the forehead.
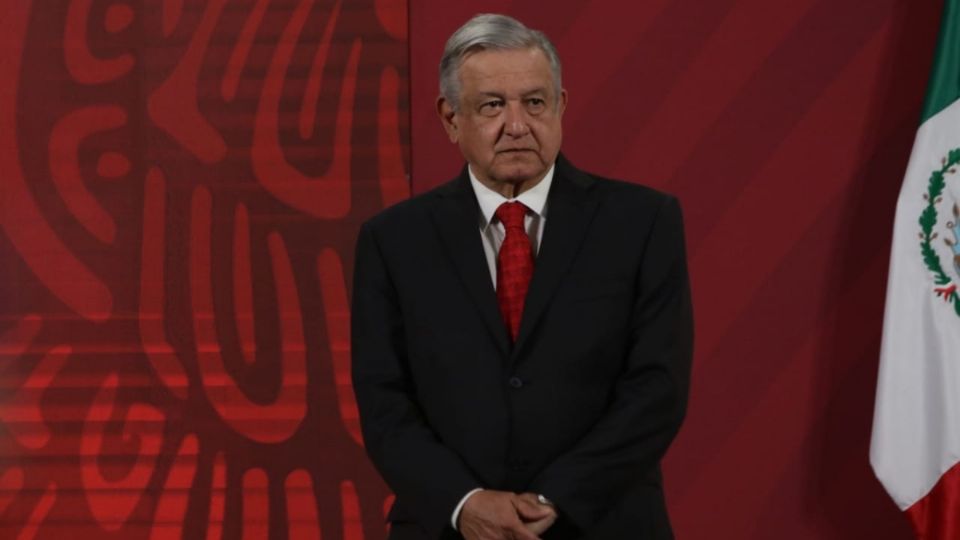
[457,47,554,95]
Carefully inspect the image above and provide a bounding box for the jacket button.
[508,376,524,389]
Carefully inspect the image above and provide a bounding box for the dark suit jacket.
[351,155,693,539]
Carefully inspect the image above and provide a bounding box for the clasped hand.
[458,490,557,540]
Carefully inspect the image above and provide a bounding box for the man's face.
[438,47,567,194]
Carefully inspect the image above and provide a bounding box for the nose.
[503,102,530,137]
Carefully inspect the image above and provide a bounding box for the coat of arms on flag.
[919,148,960,315]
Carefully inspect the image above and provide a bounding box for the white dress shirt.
[469,163,554,287]
[450,163,554,529]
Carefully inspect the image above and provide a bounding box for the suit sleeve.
[351,222,480,537]
[528,196,694,531]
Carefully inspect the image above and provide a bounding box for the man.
[352,14,693,540]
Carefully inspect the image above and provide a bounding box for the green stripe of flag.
[923,0,960,123]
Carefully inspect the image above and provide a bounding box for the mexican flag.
[871,1,960,537]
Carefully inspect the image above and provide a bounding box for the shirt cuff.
[451,488,484,530]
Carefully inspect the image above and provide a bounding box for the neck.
[472,168,547,199]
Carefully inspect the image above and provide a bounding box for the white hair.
[439,14,562,110]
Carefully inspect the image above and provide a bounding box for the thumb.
[514,496,553,521]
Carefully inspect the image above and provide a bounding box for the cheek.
[468,126,500,149]
[535,123,562,148]
[458,131,495,160]
[481,122,503,140]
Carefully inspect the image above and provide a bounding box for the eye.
[526,97,546,114]
[478,99,504,116]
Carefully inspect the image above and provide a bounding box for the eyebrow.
[474,88,548,99]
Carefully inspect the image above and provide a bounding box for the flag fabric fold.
[871,1,960,537]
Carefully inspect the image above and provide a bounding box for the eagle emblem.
[920,148,960,316]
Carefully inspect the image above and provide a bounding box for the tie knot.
[495,201,528,230]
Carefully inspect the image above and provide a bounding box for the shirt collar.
[468,163,555,227]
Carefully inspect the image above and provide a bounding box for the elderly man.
[351,13,693,540]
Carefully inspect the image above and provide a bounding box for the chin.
[493,161,545,182]
[494,167,541,185]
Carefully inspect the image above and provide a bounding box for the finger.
[514,496,553,521]
[508,528,540,540]
[524,514,557,536]
[517,492,554,510]
[507,519,542,540]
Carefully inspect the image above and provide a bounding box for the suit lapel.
[430,168,510,357]
[512,157,599,358]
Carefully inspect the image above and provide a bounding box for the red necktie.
[495,201,534,342]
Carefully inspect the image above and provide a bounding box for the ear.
[557,88,568,117]
[437,96,459,143]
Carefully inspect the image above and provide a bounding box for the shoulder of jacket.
[360,181,451,233]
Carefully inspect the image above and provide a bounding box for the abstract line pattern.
[1,0,407,537]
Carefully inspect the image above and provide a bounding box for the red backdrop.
[2,0,406,537]
[0,0,942,538]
